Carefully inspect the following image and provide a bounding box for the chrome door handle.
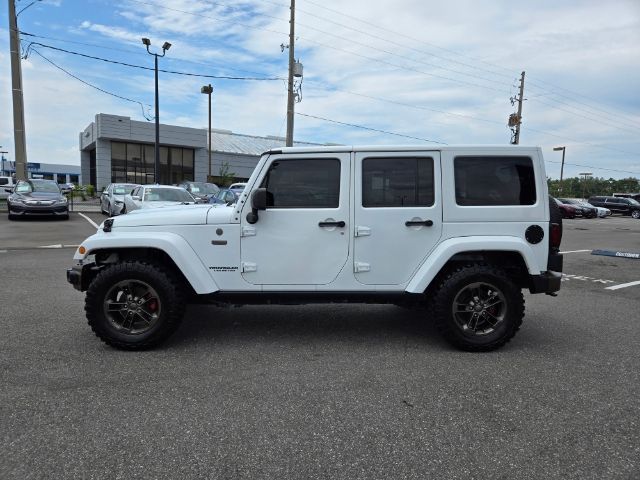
[405,220,433,227]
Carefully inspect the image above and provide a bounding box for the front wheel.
[632,210,640,219]
[85,261,186,350]
[431,264,524,352]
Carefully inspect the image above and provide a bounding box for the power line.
[19,30,283,79]
[545,159,639,176]
[296,112,447,144]
[530,96,640,136]
[304,79,505,127]
[295,20,515,92]
[23,42,284,81]
[29,47,153,119]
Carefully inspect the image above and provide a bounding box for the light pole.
[201,84,213,182]
[553,146,566,194]
[142,37,171,184]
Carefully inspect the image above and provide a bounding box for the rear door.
[353,151,442,285]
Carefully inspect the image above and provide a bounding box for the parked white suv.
[68,146,563,351]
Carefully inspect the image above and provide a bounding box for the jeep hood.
[106,204,235,228]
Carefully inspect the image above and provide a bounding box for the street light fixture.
[201,84,213,182]
[142,37,171,184]
[553,146,566,193]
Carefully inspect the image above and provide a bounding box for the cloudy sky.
[1,0,639,179]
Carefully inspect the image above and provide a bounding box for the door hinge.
[355,226,371,237]
[241,262,257,273]
[354,262,370,273]
[241,226,256,237]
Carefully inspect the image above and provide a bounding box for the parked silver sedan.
[122,185,196,213]
[100,183,140,216]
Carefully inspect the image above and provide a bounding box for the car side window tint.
[362,157,434,208]
[454,156,536,206]
[260,158,340,208]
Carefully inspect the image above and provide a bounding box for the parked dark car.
[558,198,597,218]
[6,179,69,220]
[208,188,240,205]
[553,198,577,219]
[613,192,640,202]
[588,196,640,219]
[177,181,220,203]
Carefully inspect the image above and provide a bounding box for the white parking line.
[78,212,100,229]
[605,280,640,291]
[559,249,591,254]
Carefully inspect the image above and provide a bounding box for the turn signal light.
[78,246,86,255]
[550,223,562,249]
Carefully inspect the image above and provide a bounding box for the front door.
[353,151,442,285]
[240,153,351,285]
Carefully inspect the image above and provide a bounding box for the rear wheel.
[431,264,524,351]
[632,210,640,219]
[85,261,186,350]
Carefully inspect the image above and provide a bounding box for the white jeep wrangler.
[68,146,563,351]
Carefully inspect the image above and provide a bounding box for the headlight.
[114,200,124,205]
[57,197,68,204]
[9,197,23,204]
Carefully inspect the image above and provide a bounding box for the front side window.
[260,158,341,208]
[362,157,434,207]
[454,156,536,206]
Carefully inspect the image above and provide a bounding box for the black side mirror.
[246,187,268,224]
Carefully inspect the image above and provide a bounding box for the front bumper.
[66,262,101,291]
[10,202,68,216]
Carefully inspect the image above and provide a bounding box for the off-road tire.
[85,261,186,350]
[431,264,524,352]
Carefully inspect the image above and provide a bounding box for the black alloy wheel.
[85,261,186,350]
[431,264,524,352]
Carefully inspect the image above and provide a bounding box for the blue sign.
[7,161,41,171]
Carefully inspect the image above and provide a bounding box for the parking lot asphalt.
[0,213,639,479]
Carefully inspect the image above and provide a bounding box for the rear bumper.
[529,271,562,294]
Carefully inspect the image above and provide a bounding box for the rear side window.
[362,157,434,207]
[261,158,340,208]
[454,156,536,206]
[0,178,8,186]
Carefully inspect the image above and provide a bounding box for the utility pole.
[285,0,296,147]
[509,71,526,145]
[8,0,28,180]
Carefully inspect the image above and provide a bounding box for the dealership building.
[79,113,322,191]
[0,159,81,184]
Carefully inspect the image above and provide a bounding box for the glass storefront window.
[111,141,194,185]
